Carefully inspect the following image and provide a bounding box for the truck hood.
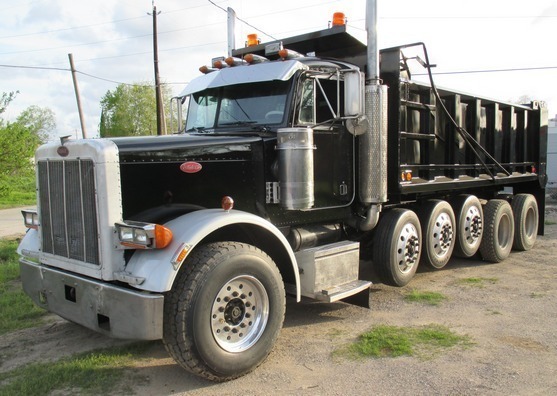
[109,134,263,157]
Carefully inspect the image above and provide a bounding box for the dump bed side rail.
[379,45,548,205]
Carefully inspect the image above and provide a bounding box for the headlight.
[22,209,39,229]
[115,221,172,249]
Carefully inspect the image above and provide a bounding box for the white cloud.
[1,0,556,138]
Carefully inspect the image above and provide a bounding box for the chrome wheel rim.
[396,222,420,273]
[432,211,454,259]
[211,275,269,352]
[463,205,482,246]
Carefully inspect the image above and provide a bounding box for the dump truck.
[18,0,547,382]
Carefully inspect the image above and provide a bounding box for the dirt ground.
[2,199,557,395]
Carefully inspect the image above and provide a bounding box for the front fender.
[124,209,301,301]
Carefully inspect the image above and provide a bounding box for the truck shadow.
[282,296,359,328]
[362,253,508,282]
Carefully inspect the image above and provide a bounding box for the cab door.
[296,74,354,208]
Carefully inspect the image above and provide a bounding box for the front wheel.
[373,208,422,287]
[163,242,285,382]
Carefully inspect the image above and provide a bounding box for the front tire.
[373,208,422,287]
[163,242,285,382]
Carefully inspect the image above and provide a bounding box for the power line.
[0,61,189,87]
[415,66,557,76]
[0,2,217,40]
[206,0,277,40]
[0,62,141,86]
[34,39,224,68]
[0,15,147,40]
[0,21,225,57]
[0,33,151,56]
[246,0,338,19]
[380,15,557,20]
[0,63,69,72]
[75,70,135,86]
[3,60,556,89]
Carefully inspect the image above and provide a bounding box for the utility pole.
[68,53,87,138]
[150,1,165,135]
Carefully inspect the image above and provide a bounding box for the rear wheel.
[453,195,483,258]
[479,199,514,262]
[511,194,538,251]
[163,242,285,382]
[373,208,422,287]
[418,200,456,269]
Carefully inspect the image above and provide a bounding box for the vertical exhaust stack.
[227,7,236,56]
[366,0,380,83]
[359,0,388,207]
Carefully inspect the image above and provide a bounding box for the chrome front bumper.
[19,258,164,340]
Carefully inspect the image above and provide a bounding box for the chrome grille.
[38,159,100,265]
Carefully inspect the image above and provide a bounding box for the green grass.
[0,239,152,396]
[405,290,447,306]
[0,240,21,283]
[0,239,47,335]
[339,324,470,359]
[457,277,498,287]
[0,174,36,209]
[0,343,152,396]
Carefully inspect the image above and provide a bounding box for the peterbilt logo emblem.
[180,161,202,174]
[57,146,69,157]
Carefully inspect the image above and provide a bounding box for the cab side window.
[298,77,344,125]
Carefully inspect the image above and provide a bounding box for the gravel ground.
[2,198,557,395]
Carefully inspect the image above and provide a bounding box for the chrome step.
[314,279,371,303]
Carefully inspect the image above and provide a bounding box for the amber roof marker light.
[246,33,260,47]
[331,12,346,27]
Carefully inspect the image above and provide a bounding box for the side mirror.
[344,71,364,117]
[170,96,184,133]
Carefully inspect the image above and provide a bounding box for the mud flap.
[341,286,371,309]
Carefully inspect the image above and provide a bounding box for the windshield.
[185,80,290,131]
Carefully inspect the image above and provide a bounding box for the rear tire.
[417,200,456,269]
[479,199,514,262]
[452,195,483,258]
[373,209,422,287]
[163,242,285,382]
[511,194,538,251]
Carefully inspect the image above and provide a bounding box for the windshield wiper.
[186,126,208,133]
[219,121,257,127]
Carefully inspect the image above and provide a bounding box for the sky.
[1,0,556,140]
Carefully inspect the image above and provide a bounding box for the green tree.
[16,105,56,142]
[0,93,55,199]
[99,83,173,137]
[0,91,18,115]
[0,122,41,177]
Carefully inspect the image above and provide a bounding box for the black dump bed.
[380,45,548,203]
[234,25,548,229]
[234,26,548,200]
